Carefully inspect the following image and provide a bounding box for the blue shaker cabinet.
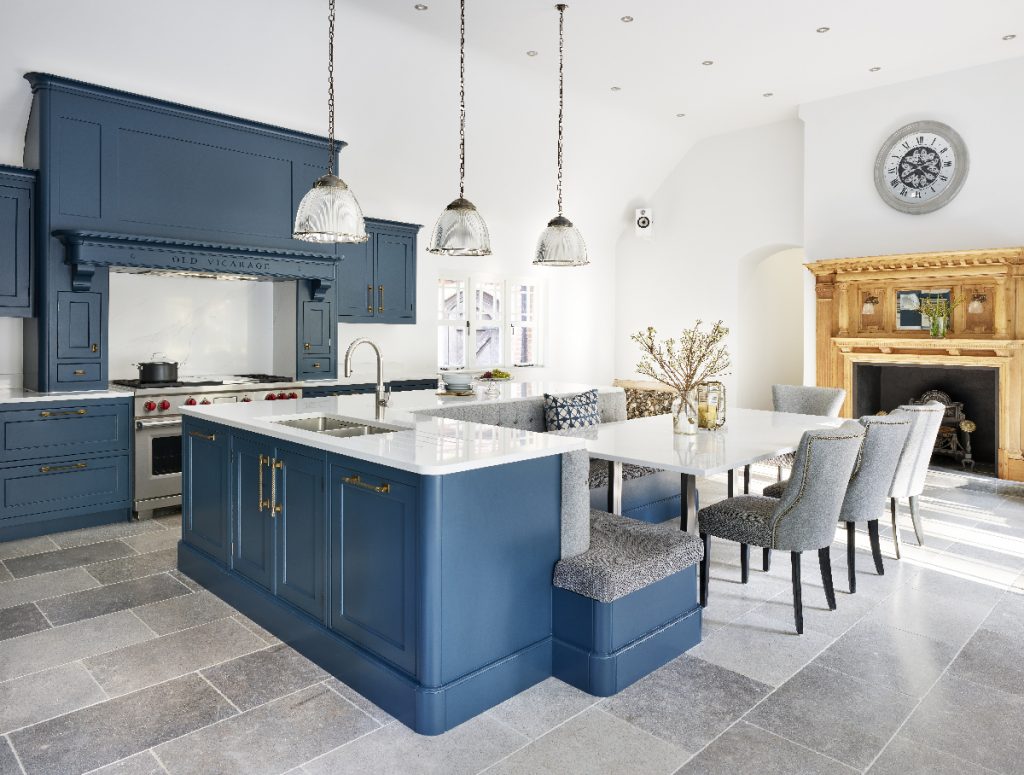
[338,219,419,324]
[56,291,102,360]
[0,165,34,318]
[182,421,230,564]
[295,295,335,380]
[231,434,275,591]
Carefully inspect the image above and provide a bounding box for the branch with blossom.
[631,320,731,395]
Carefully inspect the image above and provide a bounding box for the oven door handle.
[135,418,183,431]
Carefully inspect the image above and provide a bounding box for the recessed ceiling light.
[414,3,428,9]
[869,66,881,72]
[816,26,830,33]
[701,60,714,66]
[621,15,634,23]
[527,50,538,56]
[610,86,622,91]
[1004,34,1017,40]
[676,113,686,117]
[762,92,774,97]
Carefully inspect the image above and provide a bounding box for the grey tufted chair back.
[888,401,944,498]
[769,421,864,551]
[840,415,912,523]
[772,385,846,417]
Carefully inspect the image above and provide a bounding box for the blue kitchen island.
[178,383,702,734]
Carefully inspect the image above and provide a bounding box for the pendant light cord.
[327,0,336,177]
[459,0,467,199]
[556,3,566,216]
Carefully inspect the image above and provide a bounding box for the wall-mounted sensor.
[635,208,653,237]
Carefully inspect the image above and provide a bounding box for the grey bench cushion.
[553,510,704,603]
[587,459,662,489]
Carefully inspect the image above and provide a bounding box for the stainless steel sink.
[271,416,396,437]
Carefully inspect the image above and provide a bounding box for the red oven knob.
[143,400,157,412]
[276,392,288,400]
[265,393,277,401]
[184,397,197,406]
[158,400,171,411]
[200,399,211,405]
[288,392,299,399]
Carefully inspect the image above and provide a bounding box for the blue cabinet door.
[374,232,415,324]
[274,446,325,619]
[329,463,418,674]
[0,401,129,464]
[56,291,102,360]
[300,299,332,355]
[231,435,274,590]
[0,174,32,317]
[182,421,229,563]
[0,453,128,520]
[336,239,375,321]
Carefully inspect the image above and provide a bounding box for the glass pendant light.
[534,3,588,267]
[428,0,492,256]
[293,0,368,244]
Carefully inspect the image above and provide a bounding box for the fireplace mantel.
[808,248,1024,480]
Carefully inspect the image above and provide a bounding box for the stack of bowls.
[442,373,474,393]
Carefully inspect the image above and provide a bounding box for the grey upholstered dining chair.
[886,401,945,557]
[698,421,864,634]
[763,415,911,593]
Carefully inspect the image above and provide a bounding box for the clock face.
[874,121,969,214]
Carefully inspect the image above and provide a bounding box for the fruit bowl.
[476,370,512,396]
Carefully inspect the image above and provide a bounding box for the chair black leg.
[846,521,857,594]
[868,519,885,575]
[740,543,750,584]
[909,495,924,546]
[777,466,783,482]
[791,551,803,635]
[890,497,902,560]
[699,532,710,608]
[818,546,836,610]
[743,465,750,495]
[763,547,771,572]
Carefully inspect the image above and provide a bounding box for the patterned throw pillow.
[544,389,600,431]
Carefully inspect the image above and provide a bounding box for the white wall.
[613,120,805,409]
[801,57,1024,260]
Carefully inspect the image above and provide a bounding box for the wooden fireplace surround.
[807,247,1024,481]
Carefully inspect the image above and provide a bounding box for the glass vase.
[929,315,948,338]
[671,388,699,435]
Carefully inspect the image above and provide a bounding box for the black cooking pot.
[136,361,178,383]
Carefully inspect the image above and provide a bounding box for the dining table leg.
[682,473,698,534]
[607,460,623,515]
[727,469,734,498]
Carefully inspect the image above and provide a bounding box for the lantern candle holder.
[697,382,727,429]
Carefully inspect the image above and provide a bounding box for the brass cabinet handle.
[343,474,390,494]
[39,409,87,417]
[271,458,283,515]
[189,430,216,442]
[367,285,373,313]
[91,343,98,353]
[40,462,87,474]
[73,370,86,376]
[378,285,384,313]
[258,453,268,512]
[312,362,321,369]
[303,342,311,350]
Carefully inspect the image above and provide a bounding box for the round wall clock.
[873,120,969,214]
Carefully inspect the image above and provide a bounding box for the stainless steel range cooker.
[111,374,305,519]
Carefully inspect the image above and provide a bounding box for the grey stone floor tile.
[603,655,770,752]
[8,673,235,775]
[746,662,917,770]
[756,572,887,638]
[947,628,1024,697]
[152,512,182,530]
[230,613,281,644]
[0,662,106,734]
[0,604,50,642]
[83,548,178,585]
[166,569,201,593]
[0,610,154,683]
[902,674,1024,774]
[119,529,180,555]
[867,734,1001,775]
[0,567,101,610]
[0,737,20,775]
[131,589,234,636]
[485,707,689,775]
[4,541,136,579]
[676,721,858,774]
[910,566,1007,604]
[84,617,265,697]
[484,677,596,740]
[0,564,11,584]
[979,591,1024,638]
[36,573,190,627]
[699,568,790,633]
[86,750,165,774]
[201,642,328,711]
[155,683,377,775]
[864,582,995,648]
[815,617,958,697]
[688,608,834,686]
[323,678,394,725]
[49,521,162,549]
[303,712,526,775]
[0,535,59,562]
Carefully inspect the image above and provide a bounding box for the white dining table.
[553,408,845,533]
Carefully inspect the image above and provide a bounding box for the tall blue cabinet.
[338,219,418,325]
[0,165,35,318]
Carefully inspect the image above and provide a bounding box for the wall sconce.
[967,293,987,314]
[861,295,880,315]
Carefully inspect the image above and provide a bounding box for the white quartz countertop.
[0,388,129,405]
[182,382,619,475]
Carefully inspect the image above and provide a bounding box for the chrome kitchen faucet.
[343,338,391,420]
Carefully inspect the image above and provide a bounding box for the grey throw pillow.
[544,389,600,431]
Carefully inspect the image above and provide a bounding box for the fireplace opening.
[853,364,998,475]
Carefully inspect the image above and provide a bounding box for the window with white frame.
[437,276,545,370]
